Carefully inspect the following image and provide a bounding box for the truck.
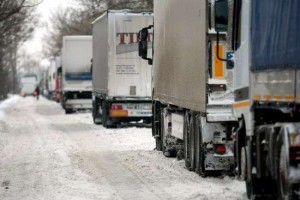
[139,0,237,176]
[213,0,300,198]
[61,36,93,114]
[48,57,62,102]
[20,75,38,97]
[91,10,153,127]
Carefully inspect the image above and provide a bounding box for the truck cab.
[214,0,300,198]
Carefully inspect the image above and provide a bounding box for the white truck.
[20,75,38,97]
[61,36,93,114]
[92,11,153,127]
[214,0,300,198]
[139,0,237,175]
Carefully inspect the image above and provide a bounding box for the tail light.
[214,144,227,155]
[290,146,300,161]
[110,104,127,117]
[111,105,123,110]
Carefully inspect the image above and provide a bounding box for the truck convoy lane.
[61,36,93,114]
[92,11,153,127]
[214,0,300,199]
[139,0,237,176]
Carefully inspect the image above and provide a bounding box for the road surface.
[0,96,246,199]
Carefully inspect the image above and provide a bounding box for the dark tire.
[160,109,166,153]
[277,133,291,200]
[61,94,66,109]
[153,103,162,151]
[246,180,253,199]
[236,119,246,177]
[198,116,206,177]
[93,116,102,125]
[194,114,201,175]
[246,178,278,199]
[189,113,196,171]
[92,97,102,125]
[155,137,162,151]
[240,147,247,181]
[102,101,108,128]
[65,108,73,114]
[184,112,191,169]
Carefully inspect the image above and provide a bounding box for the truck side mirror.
[215,0,228,32]
[138,26,153,65]
[138,28,148,59]
[214,0,233,65]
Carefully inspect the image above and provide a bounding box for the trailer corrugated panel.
[153,0,207,112]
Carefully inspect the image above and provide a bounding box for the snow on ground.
[0,95,20,121]
[0,96,246,199]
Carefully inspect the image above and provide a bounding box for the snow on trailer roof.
[92,10,153,24]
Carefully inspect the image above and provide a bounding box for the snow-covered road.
[0,96,246,200]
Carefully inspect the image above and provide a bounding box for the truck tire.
[93,116,102,125]
[154,116,163,151]
[152,121,162,151]
[155,136,162,151]
[247,127,279,198]
[194,114,201,175]
[92,98,102,125]
[188,113,196,171]
[61,95,66,109]
[246,180,253,199]
[154,106,162,151]
[161,108,177,157]
[277,132,291,200]
[198,147,207,177]
[102,101,108,128]
[184,112,191,169]
[101,101,115,128]
[65,108,73,114]
[240,147,247,181]
[194,114,208,177]
[160,109,166,153]
[236,119,246,177]
[246,178,277,199]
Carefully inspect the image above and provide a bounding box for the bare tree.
[0,0,39,99]
[43,0,153,58]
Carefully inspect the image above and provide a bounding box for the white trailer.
[61,36,93,114]
[139,0,237,175]
[20,75,38,97]
[213,0,300,198]
[92,10,153,127]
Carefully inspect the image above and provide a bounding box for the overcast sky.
[18,0,75,68]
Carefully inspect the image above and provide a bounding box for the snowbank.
[0,95,19,121]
